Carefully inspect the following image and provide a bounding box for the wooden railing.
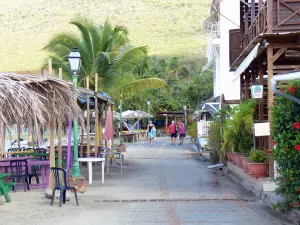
[243,3,268,49]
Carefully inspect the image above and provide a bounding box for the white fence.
[197,120,212,137]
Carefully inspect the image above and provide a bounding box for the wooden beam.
[273,65,300,69]
[259,63,264,150]
[58,68,63,168]
[267,0,273,32]
[50,120,55,188]
[267,45,274,180]
[224,100,241,104]
[245,75,250,101]
[251,0,255,22]
[94,73,99,158]
[48,58,52,74]
[259,0,263,9]
[272,48,287,63]
[86,76,90,157]
[17,122,21,150]
[272,43,300,48]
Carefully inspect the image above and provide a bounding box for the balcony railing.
[243,2,267,49]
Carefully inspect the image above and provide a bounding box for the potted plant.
[248,149,268,178]
[241,153,251,173]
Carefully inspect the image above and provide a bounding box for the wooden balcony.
[230,0,300,70]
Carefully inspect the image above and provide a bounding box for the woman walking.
[168,121,177,145]
[179,123,186,145]
[148,120,156,147]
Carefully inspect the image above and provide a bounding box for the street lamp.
[147,98,151,124]
[183,105,187,129]
[68,47,82,177]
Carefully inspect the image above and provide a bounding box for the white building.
[202,0,241,101]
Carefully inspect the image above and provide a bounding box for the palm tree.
[42,17,168,95]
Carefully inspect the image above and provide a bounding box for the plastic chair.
[10,160,30,192]
[50,167,79,207]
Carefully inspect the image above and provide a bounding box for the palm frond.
[110,78,170,100]
[114,45,148,72]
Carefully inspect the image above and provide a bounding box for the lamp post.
[147,98,151,125]
[183,105,187,129]
[68,47,82,177]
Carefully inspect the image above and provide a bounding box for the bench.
[0,173,15,203]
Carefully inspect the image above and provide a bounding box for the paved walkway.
[0,137,293,225]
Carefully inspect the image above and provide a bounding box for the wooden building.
[229,0,300,178]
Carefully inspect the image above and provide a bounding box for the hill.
[0,0,210,72]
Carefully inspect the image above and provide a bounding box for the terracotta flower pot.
[230,152,236,164]
[248,163,268,178]
[241,157,249,173]
[234,153,243,167]
[227,152,232,161]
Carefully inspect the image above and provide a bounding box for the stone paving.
[0,137,293,225]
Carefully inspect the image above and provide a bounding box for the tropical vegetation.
[43,17,169,99]
[272,80,300,212]
[249,149,267,163]
[222,100,257,156]
[43,17,213,113]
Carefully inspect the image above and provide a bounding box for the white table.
[78,158,105,184]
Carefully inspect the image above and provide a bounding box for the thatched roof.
[0,73,83,129]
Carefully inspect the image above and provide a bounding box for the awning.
[232,43,260,82]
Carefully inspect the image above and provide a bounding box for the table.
[0,159,50,188]
[78,158,105,184]
[121,133,138,142]
[102,152,123,174]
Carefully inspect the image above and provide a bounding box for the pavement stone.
[0,137,294,225]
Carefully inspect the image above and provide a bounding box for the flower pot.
[241,157,249,173]
[227,152,232,161]
[248,163,268,178]
[234,153,242,167]
[230,153,236,164]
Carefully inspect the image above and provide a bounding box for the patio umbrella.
[104,106,114,141]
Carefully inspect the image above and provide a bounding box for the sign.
[251,85,263,98]
[254,122,270,137]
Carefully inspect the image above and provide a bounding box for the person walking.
[147,120,156,147]
[179,123,186,145]
[168,121,177,145]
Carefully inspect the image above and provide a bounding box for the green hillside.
[0,0,210,72]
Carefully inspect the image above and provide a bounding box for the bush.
[249,149,267,163]
[188,122,197,138]
[272,80,300,212]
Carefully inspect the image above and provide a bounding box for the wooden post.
[104,105,108,148]
[50,119,55,188]
[94,73,99,157]
[111,104,114,146]
[86,76,90,157]
[17,122,21,150]
[80,126,84,164]
[251,0,255,22]
[48,58,52,74]
[267,45,274,180]
[259,64,264,150]
[58,68,63,168]
[259,0,263,10]
[267,0,273,32]
[245,74,250,101]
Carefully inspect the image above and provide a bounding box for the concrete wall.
[214,0,240,100]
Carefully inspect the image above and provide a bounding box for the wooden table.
[121,133,139,142]
[78,158,105,184]
[0,159,50,188]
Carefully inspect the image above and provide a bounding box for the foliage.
[249,149,267,163]
[207,109,229,159]
[188,122,197,138]
[272,80,300,212]
[222,100,257,155]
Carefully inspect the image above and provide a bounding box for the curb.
[225,163,300,224]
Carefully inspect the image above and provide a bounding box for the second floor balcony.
[230,0,300,69]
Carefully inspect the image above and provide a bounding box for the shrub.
[272,80,300,212]
[188,121,197,138]
[249,149,267,163]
